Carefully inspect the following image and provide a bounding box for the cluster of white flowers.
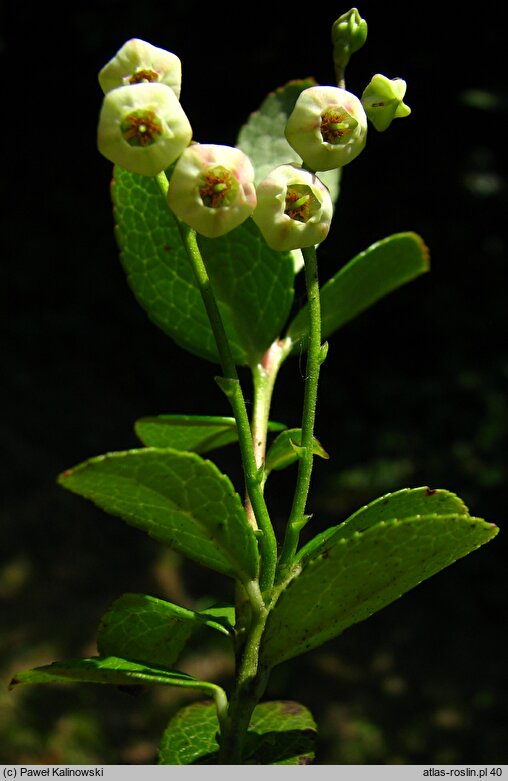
[97,40,409,250]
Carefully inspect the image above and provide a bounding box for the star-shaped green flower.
[361,74,411,132]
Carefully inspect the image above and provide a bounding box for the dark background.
[2,1,507,764]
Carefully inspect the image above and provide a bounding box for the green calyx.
[120,109,163,147]
[361,74,411,132]
[199,166,239,209]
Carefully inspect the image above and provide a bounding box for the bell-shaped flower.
[252,164,333,252]
[361,74,411,131]
[97,83,192,176]
[99,38,182,99]
[167,144,257,238]
[285,85,367,171]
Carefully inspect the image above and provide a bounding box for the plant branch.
[157,173,277,594]
[216,602,270,763]
[276,243,325,581]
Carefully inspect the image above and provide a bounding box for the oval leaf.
[97,593,233,670]
[262,514,498,668]
[58,448,259,582]
[158,700,316,765]
[198,222,295,365]
[286,232,430,349]
[297,486,470,562]
[112,167,295,366]
[135,414,286,453]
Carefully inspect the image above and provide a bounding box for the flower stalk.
[277,243,324,582]
[156,172,277,595]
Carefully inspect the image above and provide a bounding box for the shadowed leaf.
[113,167,295,366]
[158,700,316,764]
[135,414,286,453]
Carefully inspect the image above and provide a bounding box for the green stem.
[217,602,270,763]
[180,225,277,594]
[156,175,277,594]
[277,244,324,581]
[198,682,230,735]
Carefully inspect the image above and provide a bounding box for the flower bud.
[361,74,411,132]
[97,83,192,176]
[331,8,368,75]
[285,86,367,171]
[252,164,333,252]
[167,144,257,238]
[99,39,182,99]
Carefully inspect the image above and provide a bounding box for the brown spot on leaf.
[282,702,303,715]
[425,487,437,496]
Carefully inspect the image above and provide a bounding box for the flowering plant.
[11,8,498,765]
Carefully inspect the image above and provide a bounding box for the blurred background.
[2,0,507,764]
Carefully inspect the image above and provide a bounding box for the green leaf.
[237,79,340,205]
[135,414,286,453]
[97,593,233,670]
[262,514,498,668]
[197,223,295,364]
[158,701,219,764]
[10,656,213,692]
[243,700,317,765]
[197,603,236,631]
[286,232,430,348]
[58,448,259,582]
[265,428,329,473]
[112,167,295,366]
[297,487,470,563]
[158,700,316,765]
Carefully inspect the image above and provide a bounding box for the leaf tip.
[410,231,431,271]
[8,675,20,691]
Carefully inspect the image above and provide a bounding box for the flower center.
[285,185,319,223]
[199,166,238,208]
[121,110,163,147]
[128,68,160,85]
[320,107,358,145]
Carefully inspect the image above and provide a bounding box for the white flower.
[167,144,256,238]
[99,39,182,99]
[252,164,333,251]
[285,85,367,171]
[97,83,192,176]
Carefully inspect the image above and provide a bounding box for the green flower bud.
[252,164,333,252]
[167,144,257,238]
[331,8,368,73]
[97,83,192,176]
[99,39,182,99]
[361,74,411,132]
[285,86,367,171]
